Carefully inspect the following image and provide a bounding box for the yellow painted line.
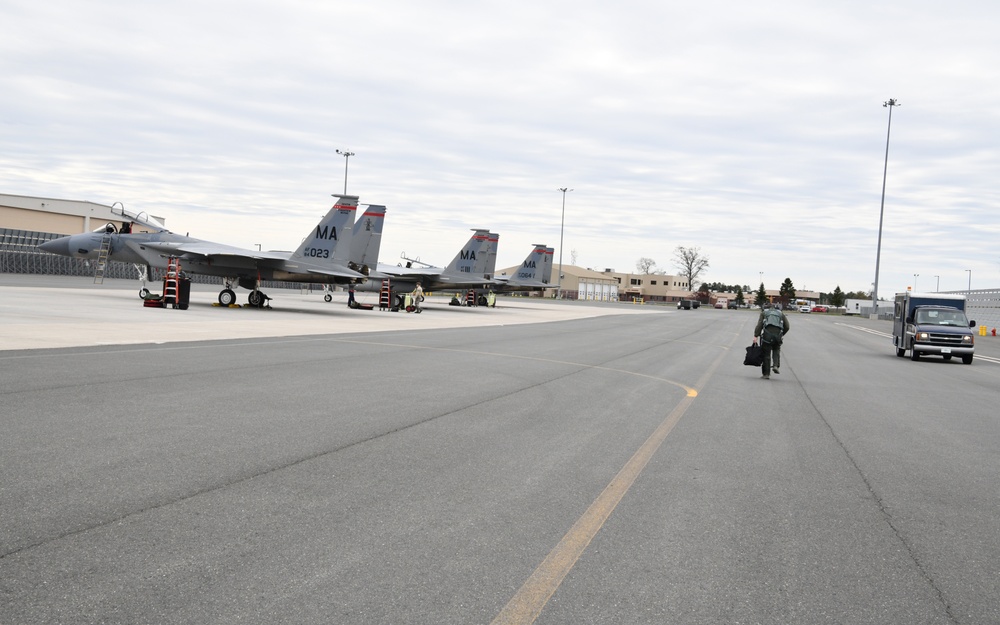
[490,338,734,625]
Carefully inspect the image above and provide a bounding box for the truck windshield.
[916,309,968,326]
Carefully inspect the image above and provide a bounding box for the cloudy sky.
[3,0,998,295]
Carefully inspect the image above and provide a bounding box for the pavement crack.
[796,383,960,624]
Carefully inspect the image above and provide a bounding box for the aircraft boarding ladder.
[379,279,392,310]
[93,232,113,284]
[163,258,181,308]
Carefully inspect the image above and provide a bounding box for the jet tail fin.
[349,205,385,274]
[514,244,554,285]
[292,195,359,263]
[540,246,555,284]
[443,229,492,276]
[483,232,500,279]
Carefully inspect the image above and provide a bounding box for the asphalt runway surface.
[3,277,1000,624]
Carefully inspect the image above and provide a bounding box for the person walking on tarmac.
[754,302,790,379]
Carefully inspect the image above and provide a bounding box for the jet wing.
[432,274,499,286]
[139,240,290,261]
[304,266,367,279]
[143,240,365,279]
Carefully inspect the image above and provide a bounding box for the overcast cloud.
[2,0,998,294]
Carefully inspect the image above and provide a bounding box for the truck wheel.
[962,354,973,365]
[895,346,905,357]
[909,344,920,361]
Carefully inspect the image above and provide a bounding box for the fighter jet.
[358,229,499,302]
[493,244,555,292]
[38,195,369,307]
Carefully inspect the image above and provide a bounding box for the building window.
[651,280,657,285]
[630,278,642,286]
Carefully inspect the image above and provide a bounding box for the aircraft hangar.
[0,192,165,236]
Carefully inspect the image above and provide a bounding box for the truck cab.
[893,292,975,364]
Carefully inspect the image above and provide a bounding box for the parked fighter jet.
[38,195,368,307]
[357,229,499,302]
[493,244,555,292]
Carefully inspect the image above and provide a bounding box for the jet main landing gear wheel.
[248,291,266,308]
[218,289,237,306]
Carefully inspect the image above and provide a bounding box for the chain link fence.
[0,227,309,291]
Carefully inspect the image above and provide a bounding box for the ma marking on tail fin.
[293,195,359,262]
[444,229,492,275]
[521,244,555,284]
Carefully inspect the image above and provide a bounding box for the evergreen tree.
[735,285,745,307]
[697,282,711,303]
[830,285,845,307]
[754,282,767,307]
[779,278,796,307]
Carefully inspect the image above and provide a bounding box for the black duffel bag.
[743,343,764,366]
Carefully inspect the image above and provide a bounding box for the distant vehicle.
[892,292,975,364]
[811,305,829,313]
[715,297,728,309]
[799,305,811,313]
[677,300,691,310]
[844,298,894,316]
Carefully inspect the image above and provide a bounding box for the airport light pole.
[934,275,940,292]
[966,269,972,296]
[556,187,573,299]
[913,273,918,292]
[872,98,900,319]
[336,149,355,194]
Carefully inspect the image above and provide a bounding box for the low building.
[1,192,165,235]
[611,271,691,303]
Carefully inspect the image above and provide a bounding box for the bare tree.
[635,257,657,274]
[673,246,709,291]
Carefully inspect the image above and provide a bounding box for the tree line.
[635,249,870,308]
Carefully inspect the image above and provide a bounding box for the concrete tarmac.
[3,276,999,624]
[0,274,662,351]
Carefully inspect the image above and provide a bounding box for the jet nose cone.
[38,237,71,256]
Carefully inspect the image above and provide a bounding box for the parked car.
[799,305,811,313]
[811,305,829,313]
